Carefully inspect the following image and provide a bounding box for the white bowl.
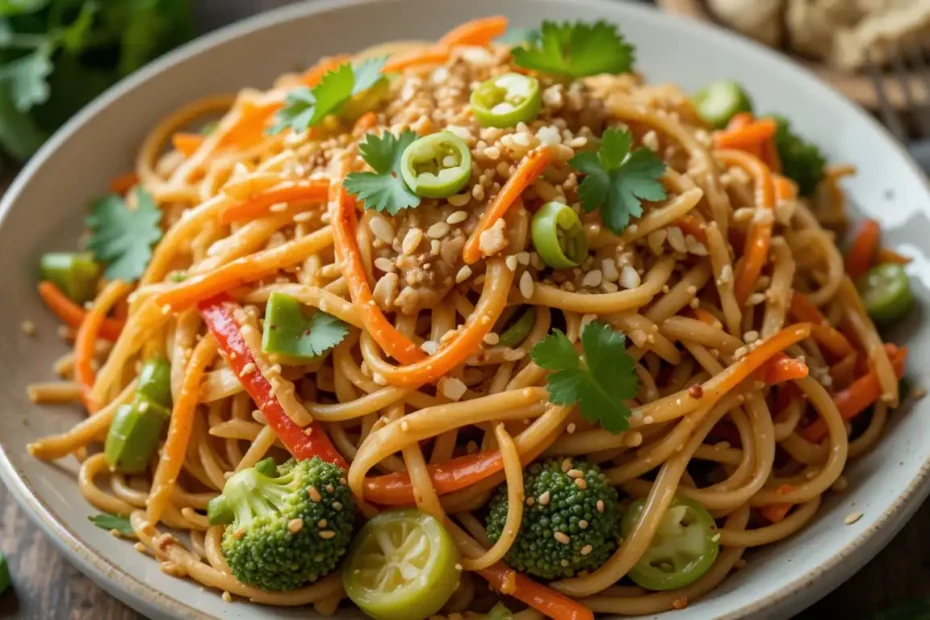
[1,0,929,618]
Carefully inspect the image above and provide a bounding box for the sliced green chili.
[691,80,753,129]
[531,201,588,268]
[400,131,472,198]
[470,73,541,128]
[857,263,914,325]
[40,252,100,304]
[498,307,536,348]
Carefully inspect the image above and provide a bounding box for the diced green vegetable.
[857,263,914,325]
[39,252,99,304]
[470,73,541,128]
[531,201,588,268]
[400,131,472,198]
[135,358,172,409]
[691,80,753,129]
[104,399,170,474]
[261,292,349,362]
[498,307,536,348]
[771,115,826,196]
[621,496,719,591]
[0,551,9,595]
[343,508,461,620]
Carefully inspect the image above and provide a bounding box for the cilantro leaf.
[511,20,634,78]
[570,127,666,235]
[86,188,163,282]
[1,46,52,111]
[343,129,420,215]
[88,513,134,537]
[270,56,388,135]
[0,0,46,16]
[531,321,638,434]
[303,312,350,357]
[263,292,350,360]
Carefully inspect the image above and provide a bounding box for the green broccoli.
[486,457,620,580]
[207,456,355,591]
[772,115,826,196]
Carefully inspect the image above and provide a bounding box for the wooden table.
[2,2,929,618]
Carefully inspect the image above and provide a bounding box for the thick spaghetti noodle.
[26,16,914,619]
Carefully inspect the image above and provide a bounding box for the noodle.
[23,16,910,618]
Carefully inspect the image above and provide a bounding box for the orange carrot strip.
[218,181,330,224]
[300,54,352,87]
[37,281,124,342]
[108,172,139,195]
[801,345,907,443]
[676,213,707,244]
[726,112,753,130]
[382,47,450,73]
[171,132,205,157]
[463,147,553,265]
[691,307,720,326]
[773,174,797,201]
[760,137,782,174]
[845,218,881,279]
[713,118,777,150]
[712,324,812,401]
[760,503,793,523]
[788,293,855,359]
[73,281,131,413]
[333,187,425,365]
[716,149,775,303]
[352,111,378,133]
[761,353,809,385]
[438,15,508,48]
[218,99,282,149]
[829,352,859,390]
[479,564,593,620]
[876,247,912,265]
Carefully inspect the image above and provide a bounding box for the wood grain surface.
[1,1,929,618]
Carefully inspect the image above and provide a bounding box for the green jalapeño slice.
[400,131,473,198]
[471,73,541,128]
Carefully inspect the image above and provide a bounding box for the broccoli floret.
[209,456,355,591]
[772,115,826,196]
[486,458,620,580]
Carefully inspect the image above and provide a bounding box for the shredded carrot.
[676,213,707,244]
[760,503,793,523]
[773,174,797,201]
[876,247,912,265]
[761,353,809,385]
[218,99,282,150]
[352,111,378,133]
[108,172,139,195]
[382,47,450,73]
[788,292,855,359]
[73,281,132,413]
[171,132,205,157]
[300,54,352,87]
[726,112,753,130]
[845,218,881,279]
[463,147,553,265]
[218,181,330,224]
[479,564,593,620]
[713,118,776,150]
[760,137,782,174]
[438,15,508,48]
[333,187,424,365]
[712,323,812,399]
[715,149,775,303]
[691,307,720,326]
[829,353,859,390]
[146,334,217,523]
[801,345,907,443]
[37,281,124,342]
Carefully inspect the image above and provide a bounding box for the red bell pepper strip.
[198,295,348,470]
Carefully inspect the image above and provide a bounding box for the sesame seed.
[519,271,534,299]
[483,332,500,346]
[307,486,322,502]
[575,478,588,489]
[624,432,643,447]
[505,255,518,271]
[516,252,530,265]
[287,518,304,533]
[667,226,687,253]
[240,362,257,376]
[447,210,468,224]
[672,597,688,610]
[374,257,395,273]
[643,416,655,424]
[456,265,473,283]
[538,490,551,505]
[597,500,605,513]
[20,320,36,336]
[369,215,395,244]
[222,591,233,603]
[582,269,603,288]
[566,423,577,433]
[601,258,619,281]
[454,563,463,571]
[319,530,336,539]
[553,532,571,544]
[448,193,470,207]
[402,228,423,255]
[421,340,440,355]
[580,544,593,556]
[438,377,468,401]
[844,512,863,525]
[332,501,343,511]
[567,469,584,479]
[618,265,641,289]
[743,330,760,343]
[579,520,588,529]
[427,221,451,239]
[526,496,536,506]
[711,532,721,542]
[484,146,501,160]
[561,458,572,472]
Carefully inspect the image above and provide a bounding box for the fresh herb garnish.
[270,56,387,134]
[263,292,350,360]
[86,187,163,282]
[0,1,195,160]
[88,513,134,537]
[771,114,826,196]
[570,127,666,235]
[531,321,639,433]
[343,129,421,215]
[511,20,634,79]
